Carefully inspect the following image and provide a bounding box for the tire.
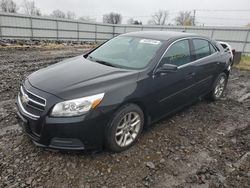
[105,104,144,152]
[230,59,234,68]
[228,59,233,71]
[207,72,228,101]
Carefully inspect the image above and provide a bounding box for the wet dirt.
[0,47,249,188]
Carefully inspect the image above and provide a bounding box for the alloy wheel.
[214,76,226,98]
[115,112,141,147]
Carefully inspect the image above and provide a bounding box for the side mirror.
[156,64,178,74]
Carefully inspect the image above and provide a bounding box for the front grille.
[18,85,46,136]
[20,86,46,111]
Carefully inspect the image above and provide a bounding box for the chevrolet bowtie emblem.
[21,93,29,104]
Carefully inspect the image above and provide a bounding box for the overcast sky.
[15,0,250,26]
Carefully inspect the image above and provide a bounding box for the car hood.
[28,55,138,99]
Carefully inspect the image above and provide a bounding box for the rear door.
[190,38,220,96]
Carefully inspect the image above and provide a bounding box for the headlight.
[51,93,104,117]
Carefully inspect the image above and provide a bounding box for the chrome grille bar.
[18,94,40,120]
[20,86,46,107]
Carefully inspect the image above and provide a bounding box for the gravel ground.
[0,47,250,188]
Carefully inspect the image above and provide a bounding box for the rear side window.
[160,39,191,67]
[192,39,211,59]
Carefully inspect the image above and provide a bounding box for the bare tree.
[103,12,122,24]
[78,16,96,22]
[127,18,142,25]
[149,10,169,25]
[175,11,195,26]
[22,0,41,16]
[51,9,65,18]
[0,0,18,13]
[127,18,134,24]
[66,11,76,19]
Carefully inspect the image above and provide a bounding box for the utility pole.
[193,9,196,26]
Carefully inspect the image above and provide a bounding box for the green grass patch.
[241,55,250,63]
[235,55,250,70]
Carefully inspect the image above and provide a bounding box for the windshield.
[87,36,163,69]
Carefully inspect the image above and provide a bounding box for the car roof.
[122,31,199,41]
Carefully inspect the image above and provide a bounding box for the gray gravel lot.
[0,47,250,188]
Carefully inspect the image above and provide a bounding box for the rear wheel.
[105,104,144,152]
[228,59,233,71]
[208,72,228,101]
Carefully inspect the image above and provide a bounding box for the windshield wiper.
[96,60,118,68]
[88,56,119,68]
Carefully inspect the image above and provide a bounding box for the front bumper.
[17,94,112,151]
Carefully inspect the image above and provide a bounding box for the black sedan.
[17,31,231,152]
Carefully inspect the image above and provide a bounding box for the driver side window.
[159,39,191,67]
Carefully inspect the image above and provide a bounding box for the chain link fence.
[0,12,250,53]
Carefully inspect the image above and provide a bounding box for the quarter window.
[210,43,217,54]
[159,39,191,67]
[192,39,211,59]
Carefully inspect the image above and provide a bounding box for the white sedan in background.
[218,41,235,62]
[218,41,235,71]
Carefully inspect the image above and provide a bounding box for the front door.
[145,39,197,120]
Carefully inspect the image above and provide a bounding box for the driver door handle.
[185,72,195,80]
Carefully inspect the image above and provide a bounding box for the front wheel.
[207,72,228,101]
[105,104,144,152]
